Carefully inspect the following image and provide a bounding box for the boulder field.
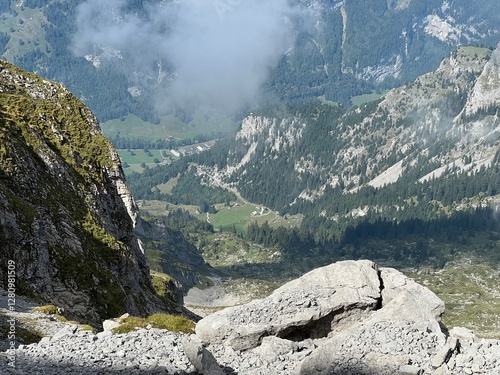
[2,260,500,374]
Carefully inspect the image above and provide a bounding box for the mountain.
[272,0,500,105]
[1,1,499,122]
[127,44,500,255]
[0,59,173,323]
[221,45,500,209]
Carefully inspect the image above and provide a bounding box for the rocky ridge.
[2,260,500,374]
[195,44,500,214]
[0,59,167,323]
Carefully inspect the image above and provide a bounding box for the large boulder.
[298,266,447,375]
[196,260,382,351]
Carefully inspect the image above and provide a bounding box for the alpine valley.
[1,0,500,374]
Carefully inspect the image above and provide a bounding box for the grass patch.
[196,203,302,235]
[457,46,491,59]
[156,177,179,194]
[350,91,388,107]
[112,314,195,335]
[33,305,58,315]
[102,112,237,141]
[33,304,78,323]
[146,313,195,333]
[116,149,167,175]
[80,324,95,332]
[112,316,148,334]
[200,204,256,233]
[151,271,178,303]
[408,256,500,339]
[117,149,165,165]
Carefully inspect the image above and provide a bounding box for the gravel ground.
[184,277,248,317]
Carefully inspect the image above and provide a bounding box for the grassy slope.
[0,4,49,62]
[409,257,500,339]
[101,112,237,141]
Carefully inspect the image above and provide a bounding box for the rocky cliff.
[0,59,165,323]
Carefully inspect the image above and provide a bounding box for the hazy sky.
[72,0,299,115]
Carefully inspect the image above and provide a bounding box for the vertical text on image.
[7,259,17,367]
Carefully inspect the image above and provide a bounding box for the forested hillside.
[126,45,500,263]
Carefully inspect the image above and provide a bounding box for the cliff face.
[0,60,162,323]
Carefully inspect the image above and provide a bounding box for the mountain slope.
[202,46,499,210]
[128,44,500,251]
[0,59,165,323]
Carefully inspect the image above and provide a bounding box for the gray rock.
[399,364,422,374]
[431,337,458,369]
[182,336,223,375]
[196,260,381,350]
[298,265,447,375]
[102,319,121,332]
[51,325,78,341]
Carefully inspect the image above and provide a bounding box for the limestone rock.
[298,265,447,375]
[431,337,459,369]
[398,364,422,375]
[182,335,224,375]
[102,319,121,332]
[196,260,381,351]
[51,325,78,341]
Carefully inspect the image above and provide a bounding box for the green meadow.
[102,112,237,141]
[197,203,302,235]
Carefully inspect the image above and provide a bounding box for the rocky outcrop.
[0,60,165,323]
[464,42,500,116]
[195,260,500,374]
[298,265,446,374]
[196,260,382,351]
[2,260,500,374]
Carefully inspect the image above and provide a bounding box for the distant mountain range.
[1,0,499,122]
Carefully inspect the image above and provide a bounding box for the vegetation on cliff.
[0,59,170,323]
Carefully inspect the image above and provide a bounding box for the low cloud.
[72,0,299,115]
